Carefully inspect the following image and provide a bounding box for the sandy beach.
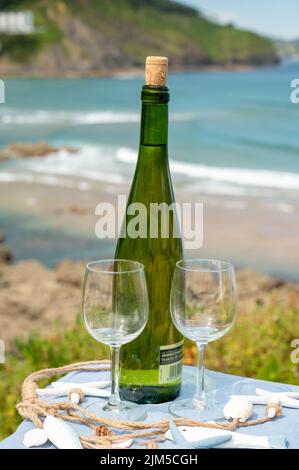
[0,180,298,279]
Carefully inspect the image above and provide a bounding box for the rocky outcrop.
[0,259,86,349]
[0,255,298,350]
[0,141,78,161]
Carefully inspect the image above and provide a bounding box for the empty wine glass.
[82,259,148,420]
[169,259,237,420]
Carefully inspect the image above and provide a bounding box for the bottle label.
[159,340,183,384]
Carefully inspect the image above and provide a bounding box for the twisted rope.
[16,361,282,449]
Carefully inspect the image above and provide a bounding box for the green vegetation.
[0,316,109,440]
[0,0,278,72]
[1,293,298,441]
[0,1,63,62]
[186,295,299,384]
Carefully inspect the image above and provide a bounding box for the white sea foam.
[0,109,199,126]
[115,146,299,192]
[275,203,294,213]
[115,147,137,163]
[0,171,75,187]
[0,145,125,187]
[0,110,139,125]
[2,143,299,197]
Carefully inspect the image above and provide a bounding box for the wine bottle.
[116,56,184,404]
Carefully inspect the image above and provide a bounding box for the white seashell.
[276,391,299,398]
[51,380,110,389]
[37,386,110,398]
[256,388,299,409]
[23,428,48,448]
[223,397,253,422]
[70,392,81,404]
[44,416,83,449]
[166,426,279,449]
[255,391,299,398]
[231,394,267,405]
[112,439,132,449]
[256,387,272,398]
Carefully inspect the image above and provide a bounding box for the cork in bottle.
[145,56,168,87]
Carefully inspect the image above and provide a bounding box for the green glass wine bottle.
[115,57,184,404]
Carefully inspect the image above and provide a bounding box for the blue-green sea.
[0,63,299,271]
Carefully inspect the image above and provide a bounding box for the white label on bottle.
[159,340,183,384]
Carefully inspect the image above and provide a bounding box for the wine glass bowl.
[83,260,148,347]
[171,259,236,344]
[82,259,149,420]
[169,259,237,419]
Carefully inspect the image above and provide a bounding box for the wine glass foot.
[86,400,147,421]
[169,397,225,421]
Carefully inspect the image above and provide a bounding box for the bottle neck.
[139,86,169,147]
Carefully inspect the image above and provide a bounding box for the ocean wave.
[0,145,125,187]
[0,109,140,125]
[0,171,91,190]
[2,143,299,195]
[171,161,299,191]
[0,109,199,126]
[236,136,299,155]
[115,146,299,191]
[23,146,125,184]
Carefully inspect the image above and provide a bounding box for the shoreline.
[0,180,299,281]
[0,63,276,79]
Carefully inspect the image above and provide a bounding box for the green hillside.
[0,0,279,76]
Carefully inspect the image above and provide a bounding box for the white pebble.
[223,396,253,422]
[23,428,48,448]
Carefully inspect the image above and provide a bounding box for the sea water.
[0,63,299,271]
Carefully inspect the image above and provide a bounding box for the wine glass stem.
[109,346,121,407]
[193,343,207,407]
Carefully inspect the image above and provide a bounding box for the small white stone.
[23,428,48,448]
[223,397,253,422]
[70,392,80,404]
[267,407,276,418]
[267,394,280,418]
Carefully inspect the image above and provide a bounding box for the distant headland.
[0,0,279,77]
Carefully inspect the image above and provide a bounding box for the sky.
[180,0,299,40]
